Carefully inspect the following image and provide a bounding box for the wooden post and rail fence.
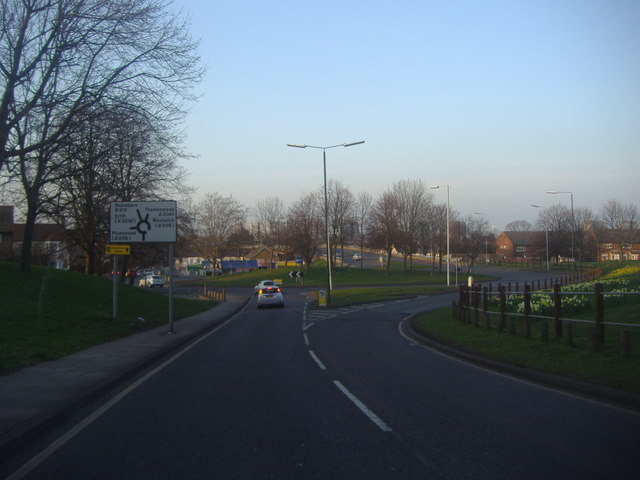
[453,274,638,358]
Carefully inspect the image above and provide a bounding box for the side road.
[0,294,252,458]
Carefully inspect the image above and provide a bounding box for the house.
[593,229,640,261]
[0,206,68,269]
[495,231,545,260]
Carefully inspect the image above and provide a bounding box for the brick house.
[0,206,68,269]
[593,229,640,261]
[495,231,546,260]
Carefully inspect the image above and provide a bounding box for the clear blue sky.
[172,0,639,230]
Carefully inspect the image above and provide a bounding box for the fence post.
[498,285,506,332]
[553,284,562,337]
[594,283,604,345]
[473,285,480,327]
[524,283,531,339]
[483,286,489,329]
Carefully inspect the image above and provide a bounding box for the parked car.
[254,280,276,294]
[257,285,284,308]
[352,253,363,261]
[140,275,164,288]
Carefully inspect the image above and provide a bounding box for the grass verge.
[0,262,214,375]
[411,305,640,394]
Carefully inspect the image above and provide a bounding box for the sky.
[170,0,639,231]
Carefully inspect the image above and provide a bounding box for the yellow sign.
[106,244,131,255]
[318,290,326,307]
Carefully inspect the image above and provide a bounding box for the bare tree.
[573,207,597,262]
[535,203,572,260]
[460,214,490,273]
[505,220,531,232]
[197,193,246,269]
[353,191,372,267]
[285,192,322,271]
[392,179,433,271]
[255,197,286,272]
[428,203,458,273]
[600,200,639,230]
[49,103,191,274]
[326,180,353,267]
[368,188,400,275]
[0,0,202,271]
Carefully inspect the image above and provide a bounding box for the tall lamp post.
[547,190,574,271]
[430,184,450,286]
[287,141,365,304]
[531,204,550,271]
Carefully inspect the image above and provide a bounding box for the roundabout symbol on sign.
[131,209,152,241]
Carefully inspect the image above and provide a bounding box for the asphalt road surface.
[3,289,640,479]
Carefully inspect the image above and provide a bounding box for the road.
[3,288,640,479]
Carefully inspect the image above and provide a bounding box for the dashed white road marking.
[308,350,327,370]
[333,380,392,432]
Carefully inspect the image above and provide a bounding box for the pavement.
[0,294,252,459]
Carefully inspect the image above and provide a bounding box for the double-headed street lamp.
[531,204,550,271]
[430,184,450,286]
[287,141,365,305]
[547,190,574,270]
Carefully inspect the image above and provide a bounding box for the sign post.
[110,201,177,331]
[106,245,130,321]
[112,255,118,321]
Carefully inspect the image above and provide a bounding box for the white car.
[257,285,284,308]
[352,253,363,261]
[254,280,276,294]
[140,275,164,288]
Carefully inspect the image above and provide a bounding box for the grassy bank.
[0,262,214,375]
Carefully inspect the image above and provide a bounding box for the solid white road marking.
[333,380,392,432]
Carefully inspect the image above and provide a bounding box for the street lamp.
[287,141,365,304]
[546,190,574,270]
[531,204,550,271]
[430,184,450,286]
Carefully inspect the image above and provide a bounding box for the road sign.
[288,271,304,278]
[106,244,131,255]
[318,289,326,307]
[110,201,177,243]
